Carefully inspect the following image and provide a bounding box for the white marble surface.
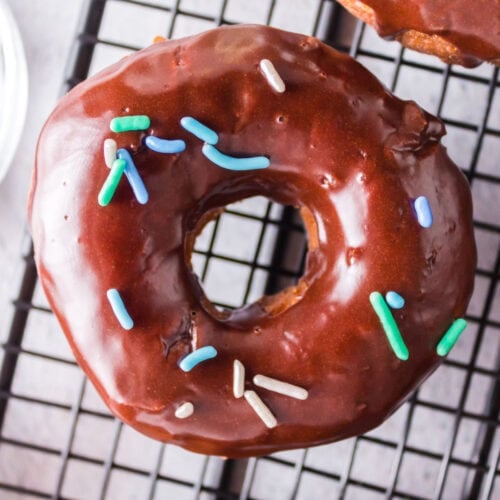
[0,0,84,323]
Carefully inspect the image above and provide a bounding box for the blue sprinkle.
[202,144,270,171]
[106,289,134,330]
[385,291,405,309]
[414,196,433,228]
[145,136,186,154]
[117,149,149,204]
[180,116,219,145]
[179,346,218,372]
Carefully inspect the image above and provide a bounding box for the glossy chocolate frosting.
[29,25,476,457]
[339,0,500,67]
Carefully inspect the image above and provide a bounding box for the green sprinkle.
[369,291,409,361]
[436,318,467,356]
[110,115,151,133]
[98,159,126,206]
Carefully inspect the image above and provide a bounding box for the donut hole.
[187,196,314,324]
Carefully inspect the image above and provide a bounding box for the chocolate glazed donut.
[29,25,476,457]
[337,0,500,67]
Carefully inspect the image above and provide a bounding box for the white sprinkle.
[104,138,117,168]
[253,374,308,400]
[244,390,277,429]
[259,59,286,93]
[175,402,194,419]
[233,360,245,398]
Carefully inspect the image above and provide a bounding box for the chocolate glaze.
[29,26,476,457]
[339,0,500,67]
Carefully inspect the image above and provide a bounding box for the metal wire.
[0,0,498,499]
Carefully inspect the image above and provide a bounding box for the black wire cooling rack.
[0,0,499,498]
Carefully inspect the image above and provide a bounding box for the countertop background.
[0,0,84,322]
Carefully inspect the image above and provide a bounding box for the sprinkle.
[180,116,219,145]
[106,289,134,330]
[233,360,245,398]
[175,402,194,419]
[414,196,433,228]
[179,346,218,372]
[436,318,468,356]
[369,291,409,361]
[144,135,186,154]
[153,35,167,44]
[253,374,308,400]
[259,59,286,93]
[110,115,151,133]
[385,291,405,310]
[104,138,117,168]
[117,149,149,204]
[202,144,270,171]
[98,159,126,206]
[244,390,277,429]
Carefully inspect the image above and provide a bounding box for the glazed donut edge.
[29,25,476,457]
[337,0,500,68]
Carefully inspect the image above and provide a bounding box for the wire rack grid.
[0,0,499,499]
